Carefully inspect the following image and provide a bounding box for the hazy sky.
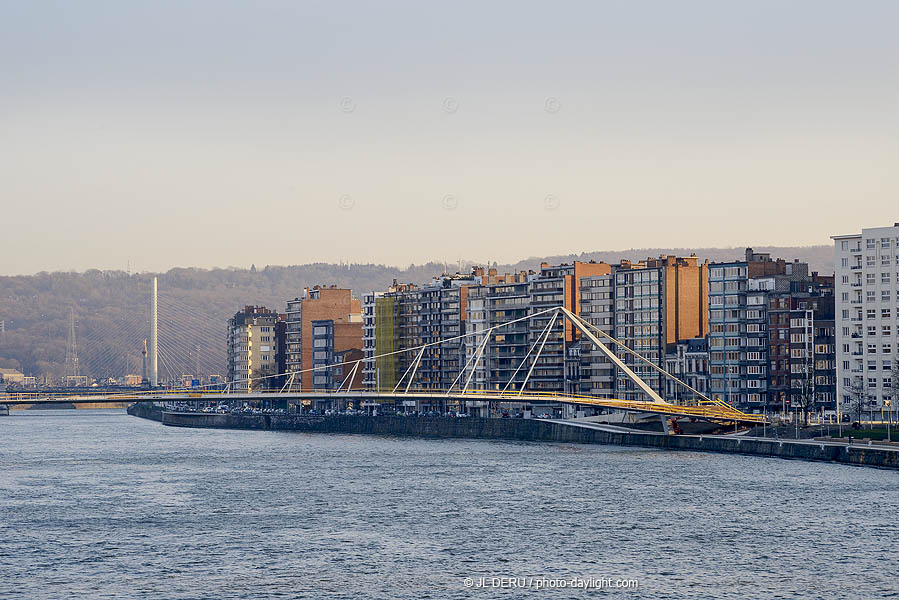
[1,1,897,276]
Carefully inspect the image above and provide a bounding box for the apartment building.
[361,291,382,389]
[481,277,531,390]
[304,318,365,411]
[709,251,784,407]
[366,274,473,409]
[578,272,616,397]
[664,337,709,402]
[708,248,835,413]
[575,255,708,401]
[370,281,419,393]
[528,261,612,393]
[765,286,835,414]
[284,286,361,391]
[833,224,899,420]
[612,255,708,400]
[226,305,285,392]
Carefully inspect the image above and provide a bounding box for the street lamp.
[885,399,892,442]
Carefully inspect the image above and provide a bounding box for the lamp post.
[885,399,892,442]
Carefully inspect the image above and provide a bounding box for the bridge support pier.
[659,414,671,435]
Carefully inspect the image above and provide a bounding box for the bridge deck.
[2,389,767,424]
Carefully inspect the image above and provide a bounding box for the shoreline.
[127,403,899,470]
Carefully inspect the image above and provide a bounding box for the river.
[1,409,897,599]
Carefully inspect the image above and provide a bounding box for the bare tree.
[890,349,899,425]
[793,361,815,426]
[251,364,277,393]
[845,376,868,425]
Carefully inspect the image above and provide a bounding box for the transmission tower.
[141,339,148,384]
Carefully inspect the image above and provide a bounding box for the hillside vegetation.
[0,246,832,380]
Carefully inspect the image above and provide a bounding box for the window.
[841,241,849,251]
[867,273,876,284]
[883,272,891,283]
[883,290,891,302]
[867,256,876,267]
[868,326,877,336]
[883,238,892,249]
[868,360,877,371]
[884,344,892,354]
[867,291,876,302]
[868,377,877,389]
[841,258,849,267]
[884,325,892,336]
[867,238,876,249]
[867,309,877,320]
[883,256,892,266]
[868,344,877,353]
[884,361,892,371]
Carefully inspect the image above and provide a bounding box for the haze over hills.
[0,245,832,381]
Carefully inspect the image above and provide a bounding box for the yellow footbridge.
[2,305,767,427]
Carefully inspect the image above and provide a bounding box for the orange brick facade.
[299,287,362,390]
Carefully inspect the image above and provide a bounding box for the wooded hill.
[0,245,832,380]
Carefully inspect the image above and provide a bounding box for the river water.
[1,410,897,599]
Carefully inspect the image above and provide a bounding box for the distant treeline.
[0,246,832,379]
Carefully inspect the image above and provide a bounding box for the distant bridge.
[2,306,767,428]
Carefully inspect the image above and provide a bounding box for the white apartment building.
[361,291,380,389]
[833,223,899,419]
